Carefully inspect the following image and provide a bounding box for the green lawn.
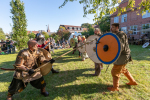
[0,45,150,100]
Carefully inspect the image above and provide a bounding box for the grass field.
[0,45,150,100]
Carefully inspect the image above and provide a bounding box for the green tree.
[50,33,61,41]
[81,25,94,37]
[28,32,35,39]
[81,23,91,28]
[96,15,110,33]
[42,32,49,40]
[0,28,6,40]
[57,30,71,40]
[10,0,29,50]
[60,0,150,21]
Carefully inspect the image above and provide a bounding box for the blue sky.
[0,0,95,34]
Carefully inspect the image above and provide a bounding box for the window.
[121,14,127,23]
[69,27,72,30]
[114,16,119,23]
[142,10,150,19]
[74,27,77,30]
[130,25,138,34]
[121,27,127,33]
[78,27,80,30]
[81,28,83,30]
[142,23,150,34]
[142,23,150,29]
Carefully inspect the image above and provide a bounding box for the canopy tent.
[68,32,82,42]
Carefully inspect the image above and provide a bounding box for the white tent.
[68,32,82,42]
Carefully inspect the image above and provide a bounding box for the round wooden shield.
[40,63,52,76]
[70,38,75,47]
[96,33,121,64]
[86,35,101,63]
[38,48,52,76]
[77,42,86,53]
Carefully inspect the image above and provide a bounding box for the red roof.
[27,31,39,35]
[60,25,88,31]
[60,25,81,30]
[111,0,142,17]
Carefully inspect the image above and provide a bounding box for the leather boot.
[41,87,49,97]
[51,68,59,73]
[92,63,101,76]
[123,71,138,85]
[107,77,119,91]
[7,93,13,100]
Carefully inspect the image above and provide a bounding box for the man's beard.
[36,38,45,45]
[32,47,38,51]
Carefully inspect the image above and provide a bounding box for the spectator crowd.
[0,39,15,54]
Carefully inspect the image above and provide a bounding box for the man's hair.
[95,28,101,35]
[112,23,119,28]
[27,40,36,46]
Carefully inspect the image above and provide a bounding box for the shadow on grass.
[0,65,135,100]
[0,48,136,100]
[0,60,15,83]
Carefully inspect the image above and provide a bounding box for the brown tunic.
[13,48,51,81]
[114,31,131,65]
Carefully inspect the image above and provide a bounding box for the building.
[27,30,45,35]
[46,24,55,35]
[59,25,88,33]
[27,31,39,35]
[47,24,50,32]
[110,0,150,39]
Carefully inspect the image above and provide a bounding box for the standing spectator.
[62,38,65,44]
[81,36,88,61]
[10,40,14,53]
[6,40,11,54]
[52,39,55,46]
[72,35,78,54]
[49,37,55,53]
[77,35,82,57]
[1,39,6,52]
[57,40,60,46]
[0,39,4,50]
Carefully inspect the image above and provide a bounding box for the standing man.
[72,35,78,54]
[107,23,137,91]
[36,33,59,73]
[92,28,103,76]
[62,38,65,45]
[6,40,11,54]
[7,40,55,100]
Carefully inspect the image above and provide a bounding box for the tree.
[28,32,35,39]
[81,25,94,37]
[5,34,12,40]
[57,29,71,40]
[50,33,61,41]
[10,0,29,50]
[42,32,49,40]
[81,23,91,28]
[96,15,110,33]
[0,28,6,40]
[60,0,150,21]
